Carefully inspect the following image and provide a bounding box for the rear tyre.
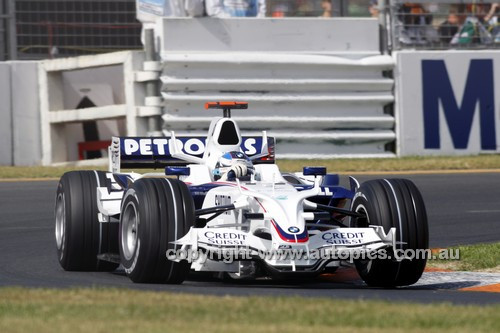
[55,171,119,271]
[350,179,428,287]
[119,178,195,283]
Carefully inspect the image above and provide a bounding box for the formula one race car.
[55,102,428,287]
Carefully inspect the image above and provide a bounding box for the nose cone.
[270,219,309,243]
[265,194,309,243]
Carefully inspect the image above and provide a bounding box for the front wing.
[172,226,397,272]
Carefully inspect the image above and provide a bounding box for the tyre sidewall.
[351,191,399,281]
[55,171,119,271]
[56,178,70,266]
[119,188,143,278]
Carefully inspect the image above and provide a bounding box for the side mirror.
[165,166,190,176]
[303,166,326,176]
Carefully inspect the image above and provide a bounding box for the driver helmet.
[213,151,254,181]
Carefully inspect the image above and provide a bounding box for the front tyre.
[351,179,428,287]
[119,178,195,283]
[55,171,119,271]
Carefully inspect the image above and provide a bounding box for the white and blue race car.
[55,102,428,287]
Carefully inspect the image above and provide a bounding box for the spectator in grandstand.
[438,5,463,44]
[369,0,379,18]
[270,3,287,17]
[450,3,493,45]
[397,3,438,45]
[320,0,333,17]
[296,0,314,17]
[484,3,500,43]
[205,0,266,17]
[485,3,500,23]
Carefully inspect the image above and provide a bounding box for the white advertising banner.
[395,50,500,155]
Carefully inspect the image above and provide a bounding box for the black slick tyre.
[55,171,119,271]
[119,178,195,283]
[350,179,429,287]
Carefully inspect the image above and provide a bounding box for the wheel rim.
[55,193,65,250]
[353,204,373,270]
[121,201,138,260]
[353,204,369,228]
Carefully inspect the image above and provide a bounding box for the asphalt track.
[0,173,499,305]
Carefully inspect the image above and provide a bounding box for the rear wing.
[109,136,275,172]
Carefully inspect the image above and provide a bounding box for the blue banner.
[118,136,275,166]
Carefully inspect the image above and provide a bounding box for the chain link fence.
[387,0,500,50]
[8,0,377,60]
[0,0,16,61]
[267,0,373,17]
[15,0,142,60]
[3,1,500,60]
[0,2,7,61]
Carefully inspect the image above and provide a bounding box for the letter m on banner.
[422,59,496,150]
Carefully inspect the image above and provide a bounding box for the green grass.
[2,155,500,179]
[428,242,500,272]
[0,287,499,333]
[0,166,107,179]
[277,155,500,173]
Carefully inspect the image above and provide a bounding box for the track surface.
[0,173,499,305]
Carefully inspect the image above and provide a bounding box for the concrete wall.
[60,65,125,161]
[10,62,41,165]
[157,18,380,56]
[0,63,12,165]
[0,52,148,166]
[0,61,41,166]
[38,51,158,165]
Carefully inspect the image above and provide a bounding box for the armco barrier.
[157,18,396,158]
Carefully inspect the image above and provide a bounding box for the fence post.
[378,0,389,54]
[332,0,348,17]
[7,0,16,60]
[144,28,162,136]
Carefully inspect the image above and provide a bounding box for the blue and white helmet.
[213,151,254,181]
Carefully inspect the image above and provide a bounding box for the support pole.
[7,0,16,60]
[379,0,389,54]
[144,28,162,135]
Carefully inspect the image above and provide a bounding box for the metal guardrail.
[158,18,396,159]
